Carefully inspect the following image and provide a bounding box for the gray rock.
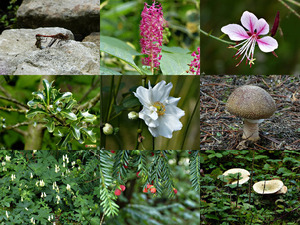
[17,0,100,36]
[0,28,100,75]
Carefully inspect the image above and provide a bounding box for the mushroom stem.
[242,119,260,141]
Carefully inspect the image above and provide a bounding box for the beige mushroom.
[275,185,288,194]
[226,85,276,141]
[253,180,284,194]
[222,168,250,185]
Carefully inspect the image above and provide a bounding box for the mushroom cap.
[226,85,276,120]
[222,168,250,185]
[253,180,284,194]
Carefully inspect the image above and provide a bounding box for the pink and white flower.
[221,11,278,67]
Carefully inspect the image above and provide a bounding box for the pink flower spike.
[221,11,278,67]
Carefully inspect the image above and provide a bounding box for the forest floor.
[200,75,300,150]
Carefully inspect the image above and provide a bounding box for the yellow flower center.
[153,101,165,116]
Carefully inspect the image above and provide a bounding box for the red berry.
[143,187,148,193]
[120,185,126,192]
[111,150,115,153]
[151,152,154,157]
[114,189,122,196]
[124,164,128,169]
[188,151,191,154]
[137,171,140,177]
[147,184,153,189]
[150,187,156,193]
[173,188,178,194]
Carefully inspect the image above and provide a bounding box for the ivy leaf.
[26,108,48,119]
[60,109,77,121]
[53,128,65,137]
[45,118,55,133]
[42,79,54,106]
[81,128,96,143]
[27,98,44,108]
[32,91,46,104]
[65,99,77,110]
[79,111,97,123]
[71,125,81,140]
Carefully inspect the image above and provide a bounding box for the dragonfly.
[35,33,69,49]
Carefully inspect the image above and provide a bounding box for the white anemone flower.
[133,80,185,138]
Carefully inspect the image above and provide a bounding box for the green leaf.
[26,108,48,118]
[71,125,81,140]
[79,111,97,123]
[45,118,55,133]
[160,51,193,75]
[100,66,122,75]
[90,218,101,225]
[32,91,46,104]
[27,98,44,108]
[60,109,77,120]
[53,128,65,137]
[81,128,96,143]
[65,99,77,110]
[100,35,143,74]
[122,95,140,108]
[59,132,72,148]
[161,46,191,54]
[43,79,54,106]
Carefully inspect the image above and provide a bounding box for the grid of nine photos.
[0,0,200,225]
[201,0,300,224]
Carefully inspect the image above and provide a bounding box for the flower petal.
[257,36,278,52]
[152,81,173,103]
[241,11,258,34]
[134,86,151,107]
[221,24,249,41]
[255,18,269,35]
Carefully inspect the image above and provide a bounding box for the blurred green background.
[100,0,200,72]
[101,75,200,150]
[201,0,300,74]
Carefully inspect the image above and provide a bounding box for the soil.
[200,75,300,150]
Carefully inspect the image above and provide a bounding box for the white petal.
[134,86,151,107]
[221,24,249,41]
[257,36,278,52]
[152,81,173,103]
[241,11,258,33]
[255,18,269,35]
[165,104,185,118]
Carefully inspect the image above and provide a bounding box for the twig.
[78,77,101,104]
[0,106,27,113]
[0,122,30,136]
[77,92,100,111]
[0,95,29,109]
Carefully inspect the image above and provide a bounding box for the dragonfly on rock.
[35,33,69,49]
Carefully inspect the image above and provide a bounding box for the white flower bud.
[128,111,139,120]
[103,123,113,135]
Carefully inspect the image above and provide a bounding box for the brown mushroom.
[226,85,276,141]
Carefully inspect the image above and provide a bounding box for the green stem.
[106,76,115,122]
[285,0,300,7]
[200,29,236,45]
[180,92,200,150]
[135,76,147,149]
[278,0,300,18]
[152,136,155,150]
[100,76,105,149]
